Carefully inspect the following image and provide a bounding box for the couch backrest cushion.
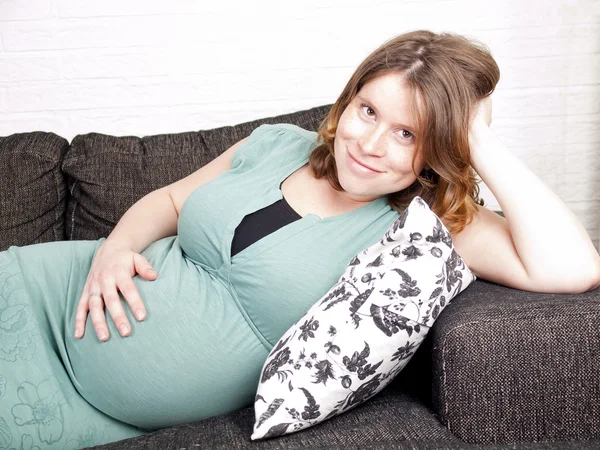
[0,132,69,251]
[62,105,331,241]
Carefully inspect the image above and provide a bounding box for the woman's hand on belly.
[74,240,159,342]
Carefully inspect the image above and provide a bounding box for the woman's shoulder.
[231,123,318,171]
[250,123,318,144]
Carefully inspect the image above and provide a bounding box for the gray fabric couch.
[1,105,599,449]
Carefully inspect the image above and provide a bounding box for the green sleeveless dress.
[0,124,400,449]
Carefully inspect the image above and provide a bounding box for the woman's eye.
[400,129,413,139]
[360,103,375,117]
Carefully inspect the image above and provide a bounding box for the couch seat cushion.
[88,389,462,449]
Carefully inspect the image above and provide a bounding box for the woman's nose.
[359,127,386,156]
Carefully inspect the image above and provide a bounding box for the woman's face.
[334,72,425,203]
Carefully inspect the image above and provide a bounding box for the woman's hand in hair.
[468,95,494,170]
[471,95,493,129]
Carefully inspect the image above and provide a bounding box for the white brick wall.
[1,0,599,249]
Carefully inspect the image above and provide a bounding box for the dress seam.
[281,127,314,142]
[226,274,274,351]
[270,124,320,146]
[231,220,318,268]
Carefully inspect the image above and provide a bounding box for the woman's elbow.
[555,259,600,294]
[586,267,600,292]
[579,258,600,293]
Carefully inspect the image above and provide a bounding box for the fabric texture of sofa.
[1,105,599,449]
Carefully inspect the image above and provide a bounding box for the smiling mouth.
[349,153,382,173]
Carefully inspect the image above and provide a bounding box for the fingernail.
[98,331,107,341]
[120,325,129,336]
[74,329,81,338]
[149,269,157,275]
[136,309,145,320]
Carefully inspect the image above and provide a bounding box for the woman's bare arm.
[105,136,250,252]
[76,136,250,341]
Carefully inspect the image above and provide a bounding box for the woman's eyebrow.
[356,94,417,133]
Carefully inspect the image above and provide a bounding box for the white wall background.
[1,0,599,249]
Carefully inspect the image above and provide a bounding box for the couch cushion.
[0,132,69,251]
[88,388,463,449]
[87,384,600,449]
[431,280,600,444]
[62,105,332,241]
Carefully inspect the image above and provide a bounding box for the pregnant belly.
[65,261,268,429]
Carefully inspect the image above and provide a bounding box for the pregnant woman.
[1,30,599,449]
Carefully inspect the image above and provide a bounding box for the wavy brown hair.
[308,30,500,235]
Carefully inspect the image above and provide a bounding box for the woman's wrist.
[101,236,132,253]
[468,117,491,143]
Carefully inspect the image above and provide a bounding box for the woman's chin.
[337,181,381,202]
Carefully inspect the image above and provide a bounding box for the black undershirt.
[231,196,302,257]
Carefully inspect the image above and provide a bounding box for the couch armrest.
[431,279,600,444]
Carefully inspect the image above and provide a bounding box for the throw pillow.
[251,196,476,440]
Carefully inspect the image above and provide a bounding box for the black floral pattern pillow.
[251,196,477,440]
